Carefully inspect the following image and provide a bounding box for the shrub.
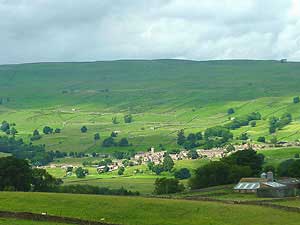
[250,121,256,127]
[54,128,61,133]
[187,149,199,159]
[257,136,266,143]
[227,108,235,115]
[174,168,191,180]
[75,167,86,178]
[124,114,133,123]
[43,126,53,134]
[80,126,87,133]
[154,178,184,194]
[293,96,300,104]
[118,167,125,175]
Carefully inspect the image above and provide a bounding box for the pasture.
[1,192,300,225]
[258,147,300,167]
[46,158,208,194]
[1,60,300,153]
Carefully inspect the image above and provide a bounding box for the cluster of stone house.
[97,162,119,173]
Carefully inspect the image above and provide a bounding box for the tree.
[118,167,125,175]
[163,155,174,172]
[278,159,295,177]
[152,164,164,175]
[94,133,100,141]
[112,117,118,124]
[54,128,61,133]
[118,138,129,147]
[269,126,276,134]
[124,114,133,123]
[226,144,235,152]
[80,126,87,133]
[33,129,40,136]
[270,136,277,144]
[189,161,252,189]
[204,126,233,148]
[174,168,191,180]
[111,131,118,137]
[0,157,32,191]
[221,149,264,176]
[102,137,116,147]
[257,136,266,143]
[43,126,53,134]
[31,168,62,192]
[227,108,235,115]
[287,160,300,177]
[239,132,249,140]
[0,121,10,132]
[31,130,42,141]
[147,162,154,171]
[10,127,17,136]
[187,149,199,159]
[195,132,203,140]
[250,121,256,127]
[75,167,86,178]
[0,156,62,192]
[187,133,197,142]
[177,130,186,145]
[154,178,184,195]
[293,96,300,104]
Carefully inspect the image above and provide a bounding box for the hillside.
[1,60,300,152]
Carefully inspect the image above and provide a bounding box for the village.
[46,141,299,174]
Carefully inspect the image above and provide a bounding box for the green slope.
[1,60,300,152]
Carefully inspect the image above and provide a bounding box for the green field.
[1,60,300,153]
[45,158,209,194]
[1,192,300,225]
[258,147,300,167]
[0,152,10,158]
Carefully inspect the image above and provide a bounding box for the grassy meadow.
[1,60,300,153]
[258,147,300,167]
[1,192,300,225]
[46,158,208,194]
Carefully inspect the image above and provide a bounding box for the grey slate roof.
[234,182,260,190]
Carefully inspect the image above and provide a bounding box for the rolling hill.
[1,59,300,153]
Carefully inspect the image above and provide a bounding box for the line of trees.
[0,156,62,192]
[269,113,292,134]
[0,136,67,166]
[189,148,264,189]
[224,112,261,130]
[0,156,139,196]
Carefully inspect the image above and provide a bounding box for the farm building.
[234,172,297,198]
[233,177,267,193]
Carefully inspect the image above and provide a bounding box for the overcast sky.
[0,0,300,64]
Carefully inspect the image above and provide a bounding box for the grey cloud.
[0,0,299,64]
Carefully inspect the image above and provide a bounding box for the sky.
[0,0,300,64]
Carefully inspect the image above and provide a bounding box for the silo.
[267,171,274,182]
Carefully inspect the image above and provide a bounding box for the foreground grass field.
[1,192,300,225]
